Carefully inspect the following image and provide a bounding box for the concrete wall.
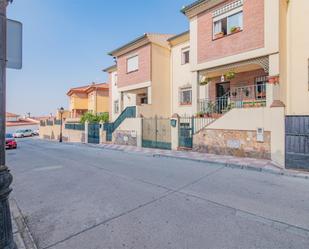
[149,43,171,118]
[115,117,142,147]
[39,124,85,143]
[201,107,285,167]
[284,0,309,115]
[170,40,193,117]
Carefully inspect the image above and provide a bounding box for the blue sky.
[6,0,191,116]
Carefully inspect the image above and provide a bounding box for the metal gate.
[142,117,171,150]
[179,117,194,149]
[285,116,309,170]
[88,123,100,144]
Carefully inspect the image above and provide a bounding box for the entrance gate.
[285,116,309,170]
[142,117,171,150]
[88,123,100,144]
[179,117,194,149]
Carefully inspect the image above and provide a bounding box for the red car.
[6,134,17,149]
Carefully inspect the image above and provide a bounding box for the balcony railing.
[198,83,267,114]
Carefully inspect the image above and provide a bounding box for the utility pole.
[0,0,17,248]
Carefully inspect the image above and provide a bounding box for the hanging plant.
[225,71,235,80]
[200,76,211,86]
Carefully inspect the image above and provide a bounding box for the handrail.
[104,106,136,133]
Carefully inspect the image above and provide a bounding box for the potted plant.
[230,26,241,34]
[214,31,224,39]
[226,71,235,80]
[196,112,204,118]
[268,76,280,85]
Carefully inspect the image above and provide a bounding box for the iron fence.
[65,123,85,131]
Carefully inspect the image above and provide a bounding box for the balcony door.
[216,82,230,113]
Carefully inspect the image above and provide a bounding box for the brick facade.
[197,0,264,63]
[193,129,271,159]
[117,45,151,88]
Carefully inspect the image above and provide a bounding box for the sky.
[6,0,191,116]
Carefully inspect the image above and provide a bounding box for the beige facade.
[106,34,173,119]
[67,83,109,118]
[283,0,309,115]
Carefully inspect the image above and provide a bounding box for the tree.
[80,112,109,124]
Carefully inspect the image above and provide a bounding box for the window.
[181,48,190,64]
[180,88,192,105]
[127,55,139,73]
[114,100,119,114]
[213,11,243,38]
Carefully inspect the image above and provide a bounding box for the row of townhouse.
[66,82,109,118]
[95,0,307,170]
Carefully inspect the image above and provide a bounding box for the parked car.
[32,129,39,136]
[5,134,17,149]
[13,129,33,138]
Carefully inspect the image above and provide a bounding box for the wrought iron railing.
[198,83,267,114]
[104,106,136,141]
[65,123,85,131]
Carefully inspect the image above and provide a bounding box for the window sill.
[213,29,243,41]
[179,103,192,106]
[126,69,139,74]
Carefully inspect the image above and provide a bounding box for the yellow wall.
[69,93,88,110]
[149,43,171,118]
[285,0,309,115]
[95,91,109,114]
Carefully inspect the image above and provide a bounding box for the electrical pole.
[0,0,17,248]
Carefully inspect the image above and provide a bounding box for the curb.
[152,154,309,180]
[10,199,38,249]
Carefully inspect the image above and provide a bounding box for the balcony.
[198,83,267,115]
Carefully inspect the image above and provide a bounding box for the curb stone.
[152,154,309,180]
[10,199,38,249]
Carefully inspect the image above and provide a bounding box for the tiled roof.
[6,112,20,118]
[67,83,109,96]
[108,33,175,57]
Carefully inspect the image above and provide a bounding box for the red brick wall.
[208,69,267,100]
[197,0,264,63]
[117,45,151,88]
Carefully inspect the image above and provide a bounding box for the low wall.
[193,107,285,167]
[113,130,137,146]
[114,118,142,146]
[39,124,85,143]
[194,129,271,159]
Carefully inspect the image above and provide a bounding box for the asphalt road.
[7,138,309,249]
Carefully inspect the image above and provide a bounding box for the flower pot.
[230,27,241,34]
[214,32,224,39]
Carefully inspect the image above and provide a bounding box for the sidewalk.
[10,199,37,249]
[95,143,309,180]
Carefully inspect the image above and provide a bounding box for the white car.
[13,129,33,138]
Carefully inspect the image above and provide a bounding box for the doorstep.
[96,143,309,180]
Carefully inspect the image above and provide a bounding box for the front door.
[216,82,230,113]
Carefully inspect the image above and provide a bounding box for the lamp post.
[59,107,64,143]
[0,0,17,248]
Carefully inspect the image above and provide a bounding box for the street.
[7,138,309,249]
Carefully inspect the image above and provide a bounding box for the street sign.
[7,18,22,69]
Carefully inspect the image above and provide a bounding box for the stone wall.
[193,129,271,159]
[113,130,137,146]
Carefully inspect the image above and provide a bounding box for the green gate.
[88,123,100,144]
[142,117,171,150]
[179,117,194,149]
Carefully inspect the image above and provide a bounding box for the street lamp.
[59,107,64,143]
[0,0,17,248]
